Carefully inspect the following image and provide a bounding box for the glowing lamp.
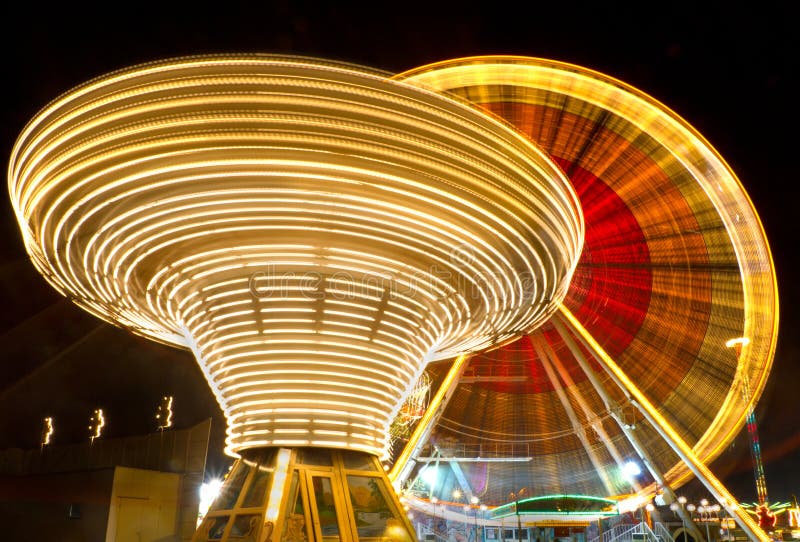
[40,416,54,448]
[622,460,642,480]
[198,478,223,525]
[421,465,439,486]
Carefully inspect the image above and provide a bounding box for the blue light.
[422,465,438,486]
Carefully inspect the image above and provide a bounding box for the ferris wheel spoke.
[530,332,615,495]
[532,330,631,494]
[557,304,769,542]
[551,312,711,542]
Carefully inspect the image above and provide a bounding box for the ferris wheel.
[391,56,777,539]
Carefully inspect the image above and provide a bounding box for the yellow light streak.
[725,337,751,349]
[264,448,292,522]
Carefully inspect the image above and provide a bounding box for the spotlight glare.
[198,478,223,525]
[421,466,438,486]
[622,460,642,480]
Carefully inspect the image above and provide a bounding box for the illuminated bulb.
[40,417,54,447]
[156,395,173,431]
[421,465,438,486]
[198,478,223,525]
[622,460,642,480]
[725,337,751,349]
[89,409,105,443]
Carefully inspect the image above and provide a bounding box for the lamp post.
[678,496,689,541]
[449,489,462,539]
[471,496,480,542]
[710,504,723,542]
[698,506,711,542]
[716,502,732,542]
[449,488,462,539]
[699,500,712,542]
[431,496,439,537]
[687,503,706,542]
[646,503,655,529]
[622,460,644,524]
[670,503,684,541]
[670,496,690,542]
[510,488,527,542]
[687,502,697,538]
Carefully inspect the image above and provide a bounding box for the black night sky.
[0,2,797,503]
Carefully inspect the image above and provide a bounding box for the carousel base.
[194,447,415,542]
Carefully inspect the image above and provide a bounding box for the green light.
[490,494,619,519]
